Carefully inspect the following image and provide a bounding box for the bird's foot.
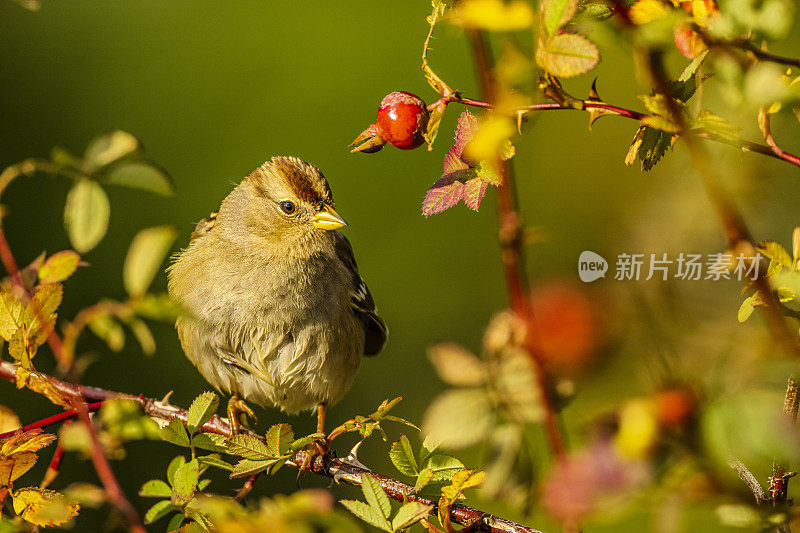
[226,394,257,436]
[296,436,332,486]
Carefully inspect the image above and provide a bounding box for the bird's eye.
[279,201,296,215]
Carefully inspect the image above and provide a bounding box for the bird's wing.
[334,231,387,356]
[190,210,218,242]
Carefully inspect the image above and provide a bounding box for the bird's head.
[228,156,347,251]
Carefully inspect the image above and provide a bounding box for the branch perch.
[0,361,544,533]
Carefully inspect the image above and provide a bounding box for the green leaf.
[715,504,761,528]
[413,468,434,493]
[692,109,741,142]
[392,501,433,531]
[535,34,599,78]
[144,499,177,524]
[265,423,294,456]
[197,453,233,471]
[425,454,465,481]
[167,456,186,485]
[191,433,226,453]
[161,418,191,448]
[229,458,275,478]
[103,161,174,196]
[130,293,185,320]
[542,0,578,35]
[88,314,125,352]
[166,513,184,533]
[340,499,392,532]
[38,251,81,284]
[171,458,200,507]
[419,435,439,464]
[83,130,140,171]
[423,388,494,449]
[389,435,418,477]
[370,397,403,420]
[0,291,25,341]
[63,179,110,253]
[382,415,420,431]
[361,474,391,520]
[186,392,220,434]
[139,479,172,498]
[225,434,273,460]
[128,318,156,355]
[289,432,325,452]
[123,225,178,297]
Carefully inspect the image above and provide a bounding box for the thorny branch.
[0,361,544,533]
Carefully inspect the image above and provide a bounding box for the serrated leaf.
[428,343,486,386]
[161,418,191,447]
[229,458,275,478]
[340,499,392,531]
[362,473,391,519]
[759,241,792,268]
[167,455,185,485]
[392,501,433,531]
[38,251,80,284]
[186,392,219,434]
[0,453,38,485]
[370,397,403,420]
[103,161,174,196]
[265,423,293,456]
[692,109,741,142]
[455,0,534,31]
[424,101,447,151]
[139,479,172,498]
[1,429,56,455]
[441,469,486,500]
[197,453,233,471]
[389,435,419,477]
[63,179,110,253]
[536,34,599,78]
[225,434,272,460]
[642,114,679,133]
[144,500,177,524]
[123,225,178,297]
[423,389,494,449]
[290,432,325,452]
[542,0,578,35]
[426,454,465,482]
[420,435,439,464]
[413,468,434,493]
[84,130,140,170]
[171,458,200,507]
[422,179,466,218]
[88,314,125,352]
[166,513,184,532]
[12,488,79,527]
[191,433,226,453]
[0,291,25,341]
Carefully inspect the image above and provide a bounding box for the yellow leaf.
[629,0,670,24]
[0,453,38,485]
[1,429,56,456]
[12,487,80,527]
[0,291,25,342]
[455,0,534,31]
[38,251,81,284]
[463,116,515,164]
[0,406,20,434]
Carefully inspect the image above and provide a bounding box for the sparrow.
[167,156,387,436]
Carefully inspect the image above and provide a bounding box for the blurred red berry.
[530,282,601,375]
[655,389,696,428]
[376,91,429,150]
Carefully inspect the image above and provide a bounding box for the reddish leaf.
[422,181,466,218]
[463,178,488,211]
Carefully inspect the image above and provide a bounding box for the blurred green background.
[1,1,800,531]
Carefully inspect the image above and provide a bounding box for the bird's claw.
[227,395,257,435]
[295,436,331,487]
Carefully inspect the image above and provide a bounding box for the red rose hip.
[376,91,429,150]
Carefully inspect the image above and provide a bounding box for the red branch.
[465,29,567,464]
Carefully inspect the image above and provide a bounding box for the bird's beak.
[311,205,348,230]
